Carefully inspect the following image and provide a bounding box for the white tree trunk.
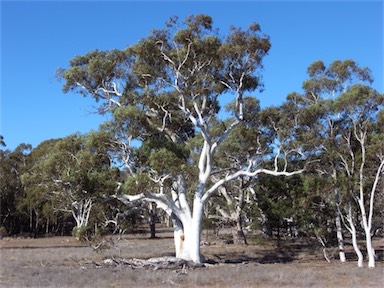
[171,216,186,259]
[358,159,384,268]
[72,198,93,228]
[365,229,375,268]
[353,127,384,268]
[346,205,364,267]
[189,197,204,263]
[335,188,346,263]
[335,210,346,263]
[171,199,203,263]
[350,223,364,267]
[359,198,376,268]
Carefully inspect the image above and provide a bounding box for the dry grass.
[1,230,383,287]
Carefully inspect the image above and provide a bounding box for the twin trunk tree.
[59,15,306,264]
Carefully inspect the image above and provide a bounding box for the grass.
[1,230,383,287]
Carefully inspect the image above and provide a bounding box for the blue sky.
[1,0,383,151]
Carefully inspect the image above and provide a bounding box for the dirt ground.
[1,229,383,287]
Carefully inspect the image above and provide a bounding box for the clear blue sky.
[1,0,383,151]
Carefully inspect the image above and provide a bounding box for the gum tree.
[0,142,31,235]
[332,85,384,268]
[21,133,118,238]
[297,60,383,267]
[59,15,306,263]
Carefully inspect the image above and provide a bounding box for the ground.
[0,228,383,287]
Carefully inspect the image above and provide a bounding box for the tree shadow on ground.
[205,238,384,265]
[258,251,295,264]
[205,248,296,265]
[204,238,323,265]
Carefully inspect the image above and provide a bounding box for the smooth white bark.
[341,202,363,267]
[171,215,186,259]
[335,207,346,263]
[357,159,384,268]
[169,197,203,263]
[71,198,93,228]
[354,127,384,268]
[347,207,364,267]
[189,197,204,263]
[335,188,346,263]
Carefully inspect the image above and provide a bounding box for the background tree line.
[1,15,383,267]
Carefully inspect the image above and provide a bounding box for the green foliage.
[148,148,183,175]
[251,172,328,238]
[17,132,119,236]
[123,172,152,195]
[332,84,383,120]
[0,144,32,234]
[72,225,91,241]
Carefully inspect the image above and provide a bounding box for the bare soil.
[1,229,383,287]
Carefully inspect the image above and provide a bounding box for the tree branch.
[202,165,305,204]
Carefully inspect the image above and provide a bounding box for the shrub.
[72,226,91,241]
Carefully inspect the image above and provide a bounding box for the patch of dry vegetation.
[1,230,383,287]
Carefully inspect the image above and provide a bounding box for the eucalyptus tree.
[21,133,119,239]
[331,85,384,268]
[59,15,307,263]
[298,60,383,267]
[0,143,31,235]
[18,139,60,236]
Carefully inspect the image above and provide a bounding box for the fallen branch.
[98,256,204,270]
